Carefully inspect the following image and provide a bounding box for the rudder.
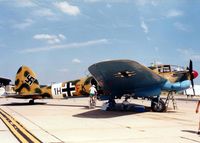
[15,66,41,94]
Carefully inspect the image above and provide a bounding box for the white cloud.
[166,9,183,18]
[15,0,36,7]
[21,39,108,53]
[13,19,34,29]
[174,22,189,32]
[54,2,80,16]
[141,20,149,34]
[33,34,66,44]
[58,34,66,40]
[33,8,55,17]
[72,58,81,64]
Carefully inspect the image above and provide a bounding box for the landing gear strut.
[122,96,130,111]
[107,98,116,111]
[151,97,166,112]
[29,99,35,104]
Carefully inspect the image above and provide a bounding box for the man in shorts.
[89,85,97,108]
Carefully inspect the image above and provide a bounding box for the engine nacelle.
[162,80,190,92]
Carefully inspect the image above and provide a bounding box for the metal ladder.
[165,91,177,110]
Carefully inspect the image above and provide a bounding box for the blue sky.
[0,0,200,84]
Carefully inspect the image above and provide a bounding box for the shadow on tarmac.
[73,109,145,119]
[180,136,200,143]
[45,103,98,109]
[182,130,198,134]
[73,103,149,119]
[73,109,142,119]
[0,102,47,106]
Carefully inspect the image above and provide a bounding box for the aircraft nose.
[192,70,198,79]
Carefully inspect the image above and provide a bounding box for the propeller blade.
[189,60,194,80]
[191,79,195,96]
[191,78,194,88]
[189,59,193,73]
[189,60,195,96]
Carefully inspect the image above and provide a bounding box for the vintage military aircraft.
[0,65,97,104]
[88,59,198,112]
[1,59,198,112]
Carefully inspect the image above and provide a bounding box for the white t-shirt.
[89,86,97,94]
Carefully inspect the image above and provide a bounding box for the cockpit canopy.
[149,64,186,73]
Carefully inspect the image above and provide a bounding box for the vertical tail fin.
[15,66,41,94]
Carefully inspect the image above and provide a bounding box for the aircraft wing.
[0,93,43,99]
[88,60,167,98]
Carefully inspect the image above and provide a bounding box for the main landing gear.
[106,98,116,111]
[151,97,166,112]
[29,99,35,104]
[105,96,166,112]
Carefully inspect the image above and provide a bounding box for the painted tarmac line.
[0,108,42,143]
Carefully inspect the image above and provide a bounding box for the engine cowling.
[162,80,190,92]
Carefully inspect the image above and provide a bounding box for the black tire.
[108,99,116,111]
[29,99,34,104]
[151,98,166,112]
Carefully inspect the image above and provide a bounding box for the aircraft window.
[157,65,171,73]
[163,66,171,72]
[171,65,185,72]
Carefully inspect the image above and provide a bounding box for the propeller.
[188,60,198,96]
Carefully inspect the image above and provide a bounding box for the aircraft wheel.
[151,98,166,112]
[29,99,34,104]
[107,99,116,111]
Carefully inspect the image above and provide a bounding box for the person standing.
[89,85,97,108]
[196,100,200,134]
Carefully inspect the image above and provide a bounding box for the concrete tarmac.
[0,95,200,143]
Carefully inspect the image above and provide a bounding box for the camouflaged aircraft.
[1,60,198,112]
[88,59,198,112]
[0,65,97,104]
